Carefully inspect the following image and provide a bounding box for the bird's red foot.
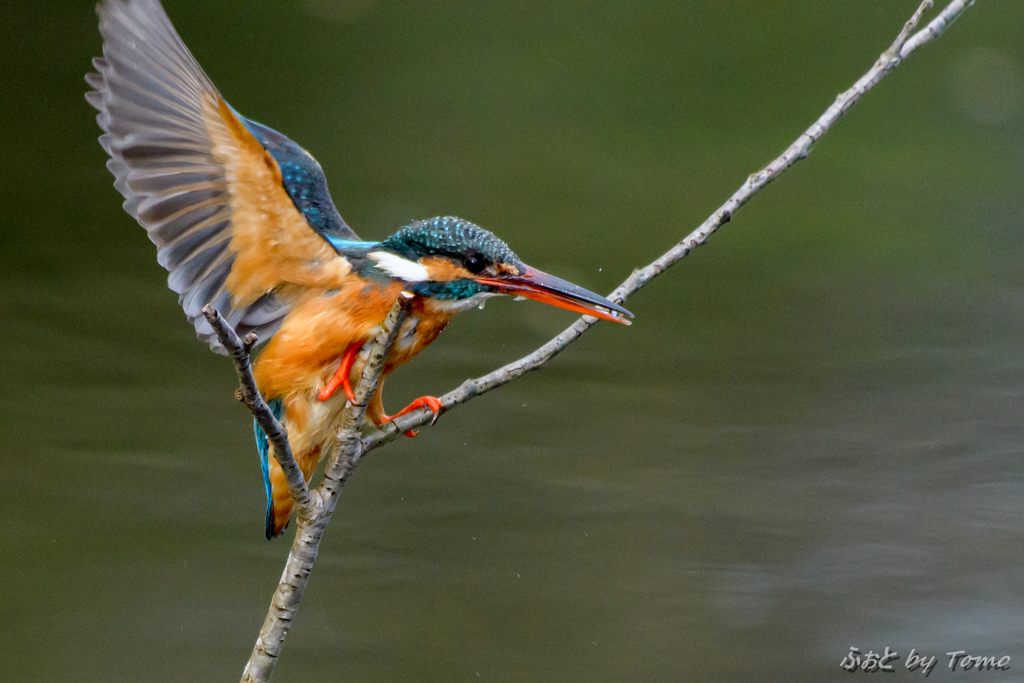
[381,396,444,437]
[317,342,363,402]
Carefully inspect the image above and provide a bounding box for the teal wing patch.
[241,118,358,243]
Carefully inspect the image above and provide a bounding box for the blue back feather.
[240,117,360,244]
[326,236,379,252]
[254,398,285,540]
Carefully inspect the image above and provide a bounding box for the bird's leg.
[365,379,443,437]
[367,388,443,438]
[381,396,444,437]
[317,341,363,402]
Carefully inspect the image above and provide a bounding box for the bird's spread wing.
[86,0,360,353]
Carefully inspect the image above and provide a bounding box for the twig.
[900,0,974,59]
[364,0,974,449]
[201,304,312,515]
[240,293,414,683]
[890,0,934,56]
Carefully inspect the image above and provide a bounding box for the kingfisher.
[87,0,633,538]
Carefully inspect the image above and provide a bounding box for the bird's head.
[364,217,632,324]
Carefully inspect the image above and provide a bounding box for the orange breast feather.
[253,279,405,397]
[253,285,459,402]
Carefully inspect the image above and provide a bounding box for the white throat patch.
[368,251,430,282]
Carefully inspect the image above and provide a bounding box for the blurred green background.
[2,0,1024,680]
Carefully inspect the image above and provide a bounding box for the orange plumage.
[87,0,632,540]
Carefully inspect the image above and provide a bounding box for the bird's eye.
[465,256,486,275]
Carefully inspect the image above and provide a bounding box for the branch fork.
[204,293,415,683]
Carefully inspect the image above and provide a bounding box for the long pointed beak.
[476,265,633,325]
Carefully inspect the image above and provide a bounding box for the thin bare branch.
[238,1,975,679]
[364,0,975,449]
[900,0,974,59]
[889,0,934,56]
[201,305,312,514]
[240,293,414,683]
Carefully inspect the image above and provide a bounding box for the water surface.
[2,1,1024,680]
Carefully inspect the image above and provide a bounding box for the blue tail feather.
[254,398,285,540]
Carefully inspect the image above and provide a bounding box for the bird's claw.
[382,395,444,437]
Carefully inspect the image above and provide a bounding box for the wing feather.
[87,0,359,353]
